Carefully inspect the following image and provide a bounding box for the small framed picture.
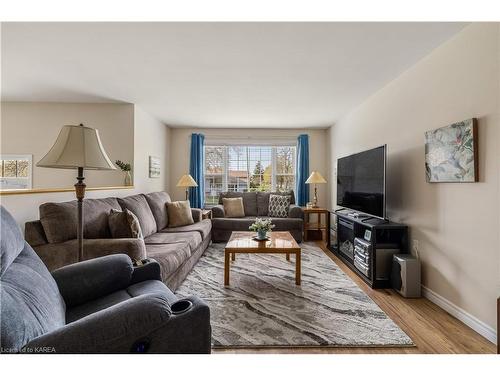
[149,156,160,178]
[364,230,372,241]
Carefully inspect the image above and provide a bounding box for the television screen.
[336,145,386,218]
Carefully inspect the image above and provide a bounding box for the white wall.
[1,104,170,228]
[168,127,329,204]
[328,23,500,333]
[1,102,134,188]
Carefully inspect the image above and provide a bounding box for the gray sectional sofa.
[25,192,211,291]
[210,191,304,242]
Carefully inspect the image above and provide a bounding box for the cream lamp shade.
[177,174,198,201]
[176,174,198,187]
[305,171,327,208]
[305,171,327,184]
[37,125,116,170]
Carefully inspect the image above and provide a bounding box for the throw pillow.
[167,201,194,228]
[108,209,143,239]
[222,197,245,218]
[268,194,291,218]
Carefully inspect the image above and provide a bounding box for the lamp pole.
[74,166,86,262]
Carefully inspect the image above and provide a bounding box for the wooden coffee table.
[224,231,301,286]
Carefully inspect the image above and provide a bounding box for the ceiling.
[1,22,467,128]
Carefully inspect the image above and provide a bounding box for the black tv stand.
[331,210,409,289]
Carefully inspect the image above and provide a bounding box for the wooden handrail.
[0,185,134,196]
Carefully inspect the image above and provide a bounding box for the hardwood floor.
[213,241,497,354]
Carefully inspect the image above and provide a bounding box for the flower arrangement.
[249,218,275,239]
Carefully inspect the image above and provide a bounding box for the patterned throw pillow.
[268,194,291,218]
[108,208,143,239]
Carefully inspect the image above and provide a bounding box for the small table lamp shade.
[177,174,198,200]
[37,124,116,263]
[305,171,327,207]
[305,171,327,185]
[37,125,116,170]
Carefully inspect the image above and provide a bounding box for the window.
[204,145,296,205]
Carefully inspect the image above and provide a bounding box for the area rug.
[176,242,413,348]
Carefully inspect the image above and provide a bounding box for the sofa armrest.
[25,220,48,247]
[23,294,211,353]
[191,208,202,222]
[288,205,304,219]
[52,254,133,307]
[131,259,162,284]
[23,293,172,353]
[211,205,225,218]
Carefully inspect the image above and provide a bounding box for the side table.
[201,209,212,220]
[303,207,330,247]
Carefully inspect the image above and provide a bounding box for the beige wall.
[168,128,329,203]
[328,23,500,332]
[133,106,171,193]
[1,102,134,188]
[1,104,170,228]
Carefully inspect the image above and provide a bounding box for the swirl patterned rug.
[176,241,413,348]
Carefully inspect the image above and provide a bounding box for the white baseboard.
[422,286,497,344]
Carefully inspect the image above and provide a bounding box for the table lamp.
[37,124,116,262]
[176,174,198,201]
[305,171,327,208]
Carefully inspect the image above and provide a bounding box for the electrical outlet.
[412,239,419,258]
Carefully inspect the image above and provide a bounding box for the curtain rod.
[202,135,298,140]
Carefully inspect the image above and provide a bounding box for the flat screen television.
[336,145,386,219]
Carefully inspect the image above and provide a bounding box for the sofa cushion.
[211,217,257,231]
[66,280,175,323]
[264,217,303,231]
[222,197,245,218]
[118,195,157,238]
[219,192,257,216]
[160,219,212,240]
[257,191,295,216]
[268,194,291,218]
[166,201,194,228]
[144,231,202,252]
[144,192,172,231]
[40,198,121,244]
[146,243,192,279]
[218,191,243,204]
[108,209,143,239]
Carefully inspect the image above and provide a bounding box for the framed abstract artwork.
[425,118,478,182]
[0,154,33,190]
[149,156,160,178]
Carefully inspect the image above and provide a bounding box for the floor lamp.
[37,124,116,262]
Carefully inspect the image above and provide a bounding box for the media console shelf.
[330,210,409,289]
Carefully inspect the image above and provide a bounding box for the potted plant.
[115,160,132,186]
[249,218,275,240]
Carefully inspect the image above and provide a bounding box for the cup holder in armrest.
[171,299,193,315]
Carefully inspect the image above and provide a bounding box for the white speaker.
[392,254,421,298]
